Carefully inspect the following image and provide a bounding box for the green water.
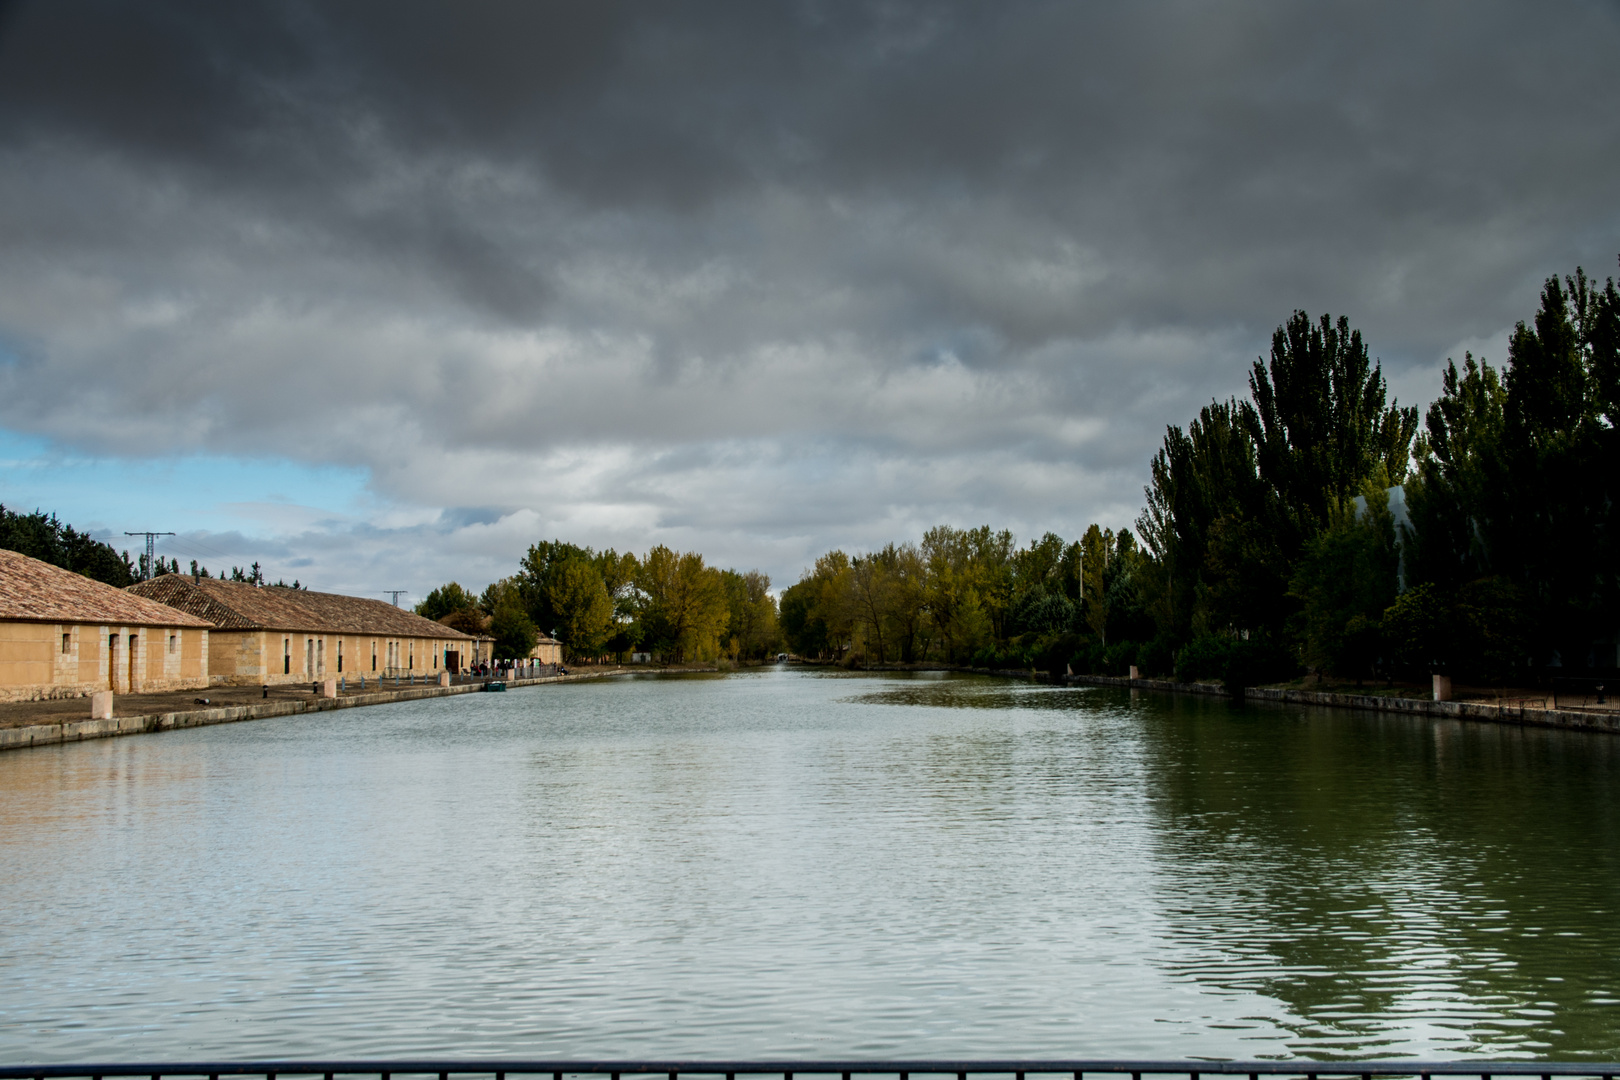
[0,669,1615,1062]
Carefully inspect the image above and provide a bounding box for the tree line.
[778,261,1619,688]
[402,260,1619,684]
[417,542,779,664]
[1,505,137,585]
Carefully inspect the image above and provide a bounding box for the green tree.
[1137,399,1271,640]
[416,582,478,621]
[549,559,614,660]
[489,594,539,660]
[1290,486,1401,683]
[1243,311,1419,553]
[1494,270,1618,668]
[516,539,596,634]
[1,504,137,586]
[636,545,731,661]
[778,577,828,658]
[721,569,779,660]
[1403,353,1507,592]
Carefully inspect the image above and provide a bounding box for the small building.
[130,576,475,684]
[0,549,212,702]
[529,633,563,666]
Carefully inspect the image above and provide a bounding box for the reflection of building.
[0,549,212,702]
[130,576,475,683]
[529,633,563,665]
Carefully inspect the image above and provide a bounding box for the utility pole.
[382,590,408,607]
[125,531,175,581]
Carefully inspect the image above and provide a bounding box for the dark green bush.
[1174,634,1233,683]
[1136,632,1179,679]
[1220,637,1297,693]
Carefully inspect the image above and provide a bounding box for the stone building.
[0,549,212,702]
[129,576,475,685]
[529,633,563,666]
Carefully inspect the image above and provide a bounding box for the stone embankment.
[867,662,1620,735]
[0,669,634,753]
[1062,672,1620,734]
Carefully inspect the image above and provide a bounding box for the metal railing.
[1551,676,1613,711]
[2,1061,1617,1080]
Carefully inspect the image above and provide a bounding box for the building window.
[169,634,177,654]
[284,637,291,675]
[409,644,414,670]
[337,639,343,673]
[62,632,70,654]
[372,641,377,671]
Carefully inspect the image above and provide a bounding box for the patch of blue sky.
[0,427,381,545]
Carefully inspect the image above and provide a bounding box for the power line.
[125,531,175,581]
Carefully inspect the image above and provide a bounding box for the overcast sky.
[1,0,1617,600]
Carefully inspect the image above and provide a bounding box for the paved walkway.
[0,672,617,733]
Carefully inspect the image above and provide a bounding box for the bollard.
[1433,673,1452,702]
[90,690,113,720]
[321,678,338,699]
[438,671,450,687]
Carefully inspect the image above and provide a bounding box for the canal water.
[1,669,1617,1063]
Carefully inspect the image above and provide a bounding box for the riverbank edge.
[1062,671,1620,734]
[0,668,647,753]
[847,661,1620,734]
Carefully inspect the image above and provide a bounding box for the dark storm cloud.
[0,0,1617,585]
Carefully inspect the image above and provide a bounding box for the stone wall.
[0,620,209,702]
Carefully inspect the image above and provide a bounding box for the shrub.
[1101,640,1140,676]
[1175,634,1233,683]
[1136,632,1179,679]
[1220,637,1297,693]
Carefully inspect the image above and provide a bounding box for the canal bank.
[846,661,1620,735]
[0,668,640,752]
[1062,672,1620,734]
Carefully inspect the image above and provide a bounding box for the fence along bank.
[129,575,479,685]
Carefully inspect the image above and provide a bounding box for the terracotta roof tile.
[128,576,471,639]
[285,588,473,639]
[0,549,213,627]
